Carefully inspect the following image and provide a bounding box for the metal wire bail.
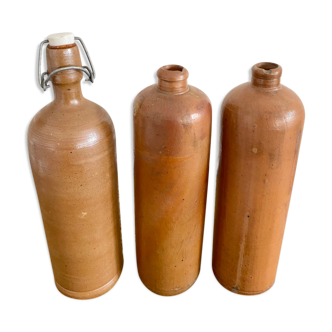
[38,36,96,91]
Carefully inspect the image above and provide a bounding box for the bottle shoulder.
[133,84,212,124]
[222,82,305,125]
[28,98,115,150]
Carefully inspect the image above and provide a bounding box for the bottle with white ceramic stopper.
[28,33,123,299]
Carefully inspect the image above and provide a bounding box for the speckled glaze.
[134,65,212,296]
[28,43,123,299]
[213,63,305,295]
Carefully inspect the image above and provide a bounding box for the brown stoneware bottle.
[28,33,123,299]
[133,65,212,296]
[213,62,305,295]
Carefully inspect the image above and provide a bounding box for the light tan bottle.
[134,65,212,295]
[213,62,305,295]
[28,33,123,299]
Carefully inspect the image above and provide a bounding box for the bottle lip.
[252,62,282,80]
[47,43,76,49]
[157,65,189,82]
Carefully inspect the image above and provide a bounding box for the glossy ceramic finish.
[213,62,305,295]
[134,65,212,296]
[28,43,123,299]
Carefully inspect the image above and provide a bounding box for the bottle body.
[28,42,123,299]
[213,63,305,295]
[134,66,212,295]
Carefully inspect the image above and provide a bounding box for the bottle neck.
[52,83,83,105]
[251,62,282,90]
[46,43,84,104]
[157,65,189,94]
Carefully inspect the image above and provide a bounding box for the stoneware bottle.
[28,33,123,299]
[213,62,305,295]
[134,65,212,296]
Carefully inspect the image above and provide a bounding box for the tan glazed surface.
[28,43,123,299]
[134,65,212,296]
[213,63,305,295]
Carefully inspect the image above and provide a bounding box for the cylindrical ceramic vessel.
[134,65,212,296]
[213,62,305,295]
[28,34,123,299]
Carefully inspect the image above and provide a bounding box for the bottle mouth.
[257,62,278,74]
[252,62,282,80]
[164,65,184,72]
[157,64,189,82]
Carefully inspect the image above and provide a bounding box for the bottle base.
[139,274,198,296]
[143,282,195,296]
[213,267,274,295]
[55,265,123,300]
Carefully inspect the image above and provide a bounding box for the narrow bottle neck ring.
[251,62,282,89]
[157,65,189,94]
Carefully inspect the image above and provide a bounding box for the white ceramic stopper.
[47,32,75,46]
